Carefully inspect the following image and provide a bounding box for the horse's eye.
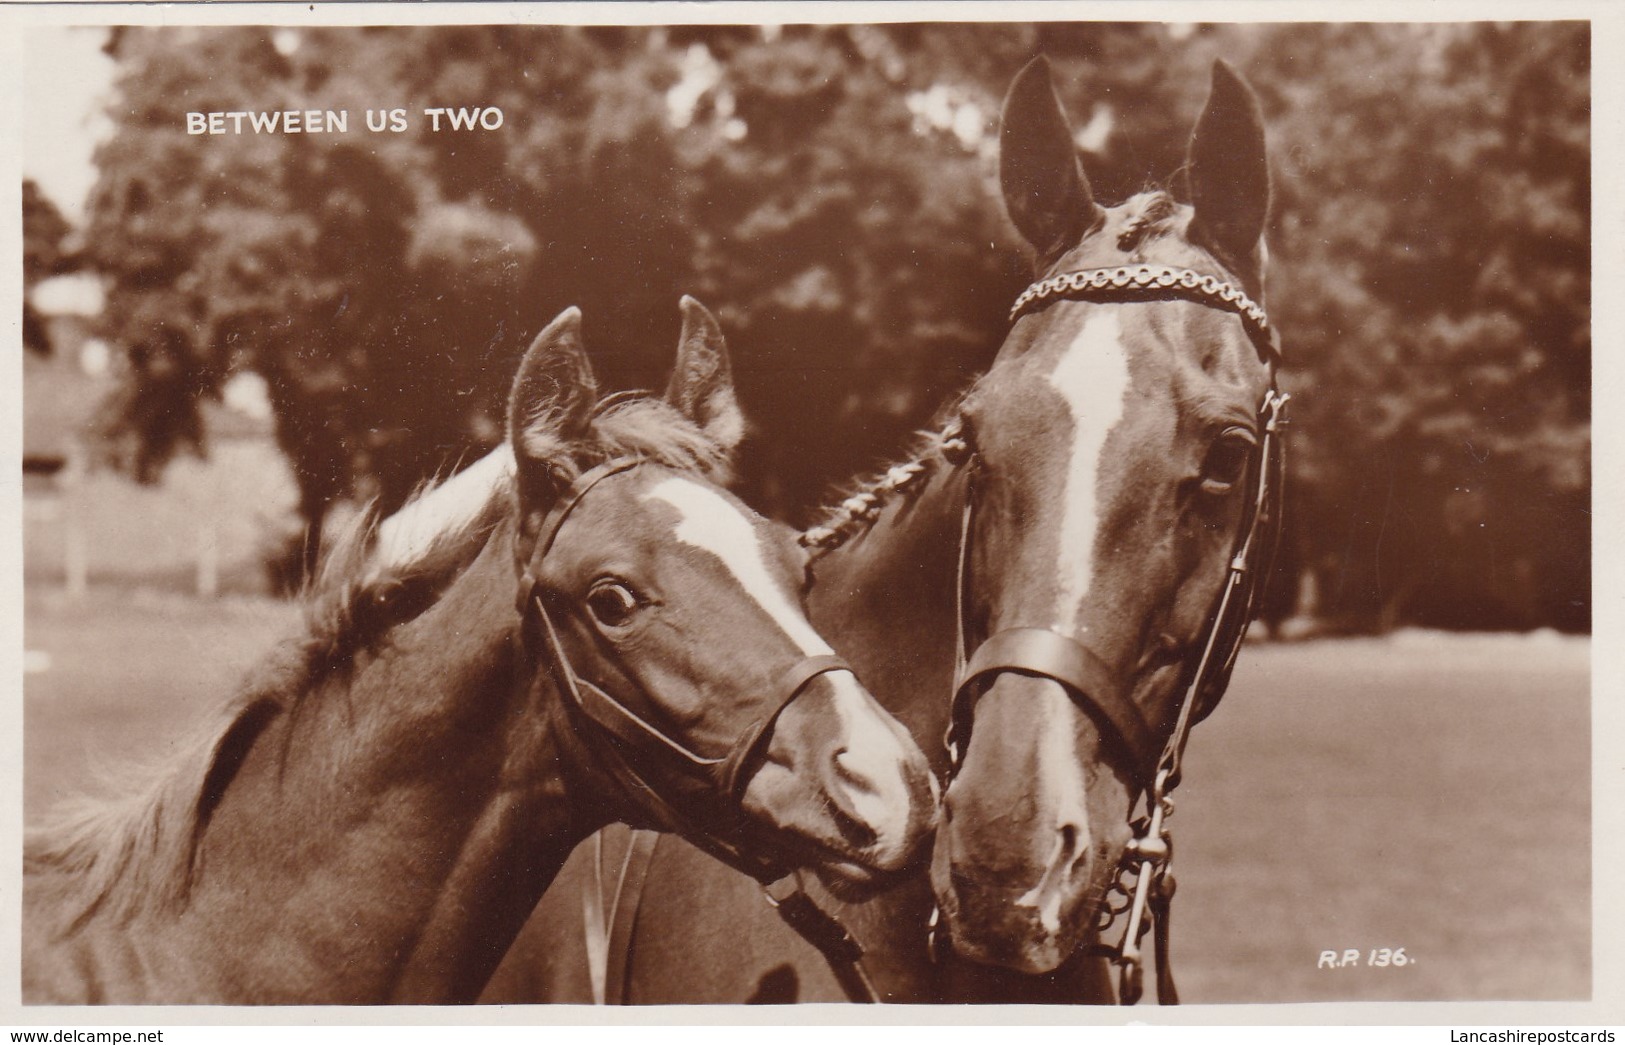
[586,582,641,628]
[1200,429,1257,495]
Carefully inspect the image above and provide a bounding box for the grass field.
[20,591,1590,1005]
[1173,632,1590,1003]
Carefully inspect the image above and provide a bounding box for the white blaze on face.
[1045,310,1134,635]
[646,476,831,656]
[376,445,514,571]
[1012,686,1094,935]
[647,476,914,847]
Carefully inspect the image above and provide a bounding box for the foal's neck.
[181,534,595,1002]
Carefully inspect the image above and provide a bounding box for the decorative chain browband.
[1010,264,1278,361]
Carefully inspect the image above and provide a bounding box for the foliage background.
[28,21,1591,631]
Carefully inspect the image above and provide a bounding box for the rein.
[931,263,1290,1004]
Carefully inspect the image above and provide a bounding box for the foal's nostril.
[831,747,861,787]
[826,749,884,846]
[829,799,881,851]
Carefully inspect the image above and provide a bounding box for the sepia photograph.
[7,2,1610,1024]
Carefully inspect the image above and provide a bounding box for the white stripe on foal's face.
[1045,310,1134,636]
[646,477,913,845]
[644,476,831,657]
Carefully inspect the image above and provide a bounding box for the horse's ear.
[666,295,744,452]
[1187,60,1270,274]
[507,306,598,509]
[1000,55,1102,261]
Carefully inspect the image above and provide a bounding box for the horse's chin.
[807,855,911,902]
[728,814,923,900]
[936,894,1093,975]
[930,846,1099,975]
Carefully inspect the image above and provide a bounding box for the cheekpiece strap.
[1010,264,1278,363]
[532,457,649,563]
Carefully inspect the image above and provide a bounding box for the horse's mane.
[24,394,730,929]
[801,395,969,552]
[800,191,1205,554]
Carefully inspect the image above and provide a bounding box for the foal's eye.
[1200,429,1257,495]
[585,582,641,628]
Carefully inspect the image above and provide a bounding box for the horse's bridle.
[514,454,855,883]
[934,263,1290,1004]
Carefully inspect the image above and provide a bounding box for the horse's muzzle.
[929,673,1125,973]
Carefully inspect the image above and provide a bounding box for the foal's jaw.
[742,671,939,893]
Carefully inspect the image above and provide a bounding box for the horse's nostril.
[832,748,865,789]
[1057,821,1093,877]
[825,749,889,843]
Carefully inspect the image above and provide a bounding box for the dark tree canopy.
[79,22,1589,630]
[24,178,76,356]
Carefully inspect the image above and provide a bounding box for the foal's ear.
[507,307,598,507]
[1000,56,1102,262]
[666,295,744,452]
[1187,60,1271,276]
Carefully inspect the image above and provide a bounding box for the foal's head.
[931,59,1279,972]
[511,299,936,890]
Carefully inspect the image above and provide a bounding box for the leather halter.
[937,263,1289,1003]
[515,456,854,879]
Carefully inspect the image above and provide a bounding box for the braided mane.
[800,416,969,553]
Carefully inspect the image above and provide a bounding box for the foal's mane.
[24,395,732,929]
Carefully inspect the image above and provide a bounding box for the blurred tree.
[23,178,75,355]
[81,22,1589,630]
[1243,22,1590,630]
[88,27,541,575]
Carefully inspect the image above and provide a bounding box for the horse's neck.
[803,463,1118,1003]
[808,463,967,778]
[87,535,595,1003]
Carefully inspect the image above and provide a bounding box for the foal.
[23,299,937,1004]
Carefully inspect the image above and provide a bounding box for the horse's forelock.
[576,397,736,485]
[1121,191,1185,247]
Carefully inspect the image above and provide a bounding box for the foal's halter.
[515,456,854,882]
[936,263,1289,1004]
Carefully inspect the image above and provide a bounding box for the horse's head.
[930,58,1280,973]
[509,298,936,892]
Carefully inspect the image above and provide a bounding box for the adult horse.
[481,56,1285,1005]
[23,299,938,1004]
